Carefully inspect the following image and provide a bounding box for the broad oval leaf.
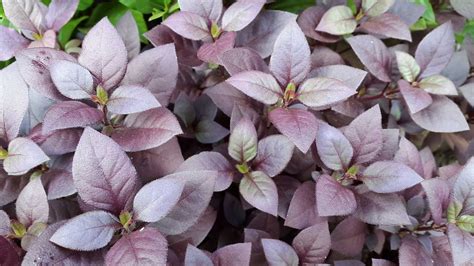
[253,135,294,177]
[361,161,423,193]
[105,228,167,266]
[197,31,236,64]
[398,79,432,114]
[411,95,469,133]
[399,235,432,266]
[3,0,43,33]
[419,75,457,96]
[316,175,357,216]
[44,0,79,31]
[347,35,392,82]
[331,217,367,257]
[163,11,211,41]
[395,51,420,82]
[116,11,140,61]
[316,123,353,171]
[195,120,230,144]
[178,0,223,21]
[447,224,474,265]
[111,107,183,152]
[353,192,411,225]
[308,64,367,91]
[453,157,474,215]
[185,245,213,265]
[42,101,104,133]
[220,48,270,76]
[16,176,48,227]
[415,22,455,78]
[121,44,178,106]
[362,0,395,17]
[0,236,20,265]
[4,137,49,176]
[107,85,161,114]
[268,108,318,153]
[421,179,450,224]
[221,0,265,32]
[50,60,94,100]
[292,222,331,264]
[316,5,357,35]
[73,127,140,215]
[226,70,282,105]
[285,181,326,229]
[228,117,258,163]
[212,242,252,266]
[240,171,278,216]
[78,17,127,90]
[50,211,118,251]
[394,137,423,176]
[133,178,184,223]
[269,21,311,86]
[451,0,474,19]
[0,25,29,61]
[261,239,299,266]
[359,13,411,41]
[298,77,356,109]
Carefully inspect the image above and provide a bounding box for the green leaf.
[149,9,165,21]
[448,200,463,224]
[87,2,129,27]
[119,0,163,14]
[413,0,437,27]
[457,215,474,233]
[268,0,314,13]
[347,0,357,15]
[58,16,88,47]
[395,51,420,82]
[78,0,94,11]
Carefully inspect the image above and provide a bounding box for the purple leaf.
[451,0,474,19]
[50,211,118,251]
[226,70,282,105]
[285,181,325,229]
[2,0,43,33]
[212,243,252,266]
[107,85,161,114]
[195,120,229,144]
[220,48,270,75]
[16,176,48,227]
[221,0,265,32]
[185,245,213,265]
[292,222,331,264]
[0,174,28,206]
[361,161,423,193]
[421,179,450,224]
[116,11,140,61]
[372,259,396,266]
[308,65,367,91]
[297,77,356,109]
[50,60,94,100]
[73,127,140,215]
[0,25,29,61]
[133,178,184,222]
[441,49,470,87]
[30,125,82,156]
[343,105,383,164]
[331,217,367,257]
[228,117,258,163]
[298,6,340,43]
[253,135,294,177]
[398,79,432,114]
[44,0,78,31]
[16,48,76,100]
[105,228,167,265]
[177,151,234,192]
[388,0,425,26]
[399,235,432,265]
[4,137,49,176]
[43,156,76,200]
[347,35,392,82]
[419,75,458,96]
[168,206,217,246]
[453,158,474,215]
[240,171,278,216]
[316,175,357,216]
[447,224,474,265]
[261,239,299,266]
[154,170,217,235]
[411,95,469,133]
[269,21,311,86]
[163,11,210,41]
[121,44,178,106]
[268,108,318,153]
[394,137,424,176]
[42,101,103,133]
[0,210,10,235]
[316,6,357,35]
[197,31,236,64]
[0,63,29,143]
[111,107,182,152]
[310,46,344,68]
[415,22,455,78]
[236,10,297,58]
[362,0,395,17]
[359,13,411,41]
[274,176,300,219]
[316,123,353,171]
[354,192,411,225]
[78,17,127,90]
[0,236,20,265]
[177,0,223,22]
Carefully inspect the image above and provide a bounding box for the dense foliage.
[1,0,474,265]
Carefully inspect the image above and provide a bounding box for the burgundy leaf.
[163,11,210,41]
[30,125,82,156]
[0,25,29,61]
[220,48,270,75]
[261,239,299,266]
[285,181,325,229]
[226,70,282,105]
[253,135,294,177]
[268,108,318,153]
[359,13,411,41]
[331,217,367,257]
[107,85,161,114]
[398,79,432,114]
[0,236,20,265]
[310,46,344,68]
[44,0,78,31]
[111,107,183,152]
[43,156,76,200]
[42,101,103,133]
[78,17,127,90]
[316,175,357,216]
[177,0,223,22]
[347,35,392,82]
[105,228,167,265]
[116,11,140,61]
[73,127,140,215]
[240,171,278,216]
[292,222,331,264]
[16,175,48,227]
[195,120,229,144]
[269,21,311,86]
[205,82,252,117]
[275,176,300,219]
[50,211,118,251]
[354,192,411,225]
[50,60,94,100]
[316,123,353,171]
[197,31,236,64]
[212,243,252,266]
[4,137,49,176]
[0,174,28,206]
[168,206,217,246]
[221,0,265,32]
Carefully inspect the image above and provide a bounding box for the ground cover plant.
[1,0,474,265]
